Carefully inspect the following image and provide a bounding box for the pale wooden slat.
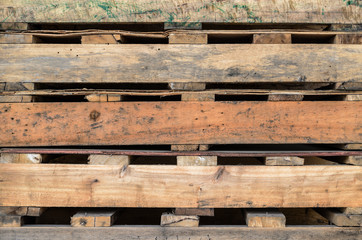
[0,164,361,208]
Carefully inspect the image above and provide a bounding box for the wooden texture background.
[0,0,361,24]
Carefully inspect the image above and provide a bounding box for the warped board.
[0,0,361,24]
[0,226,361,240]
[0,44,361,84]
[0,102,361,146]
[0,164,361,208]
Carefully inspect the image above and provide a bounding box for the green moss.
[343,0,362,7]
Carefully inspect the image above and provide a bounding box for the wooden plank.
[262,156,304,166]
[342,144,362,150]
[243,209,286,227]
[181,93,215,101]
[174,208,214,217]
[0,23,29,30]
[0,102,361,146]
[1,44,361,84]
[332,156,362,166]
[160,214,199,227]
[0,34,33,44]
[334,34,362,44]
[344,94,362,101]
[0,164,361,208]
[317,209,362,227]
[0,216,23,227]
[169,33,207,44]
[253,33,291,44]
[71,210,117,227]
[177,156,217,166]
[0,207,45,217]
[0,83,34,103]
[88,155,130,165]
[0,153,42,164]
[82,35,118,44]
[1,0,361,24]
[168,83,206,91]
[268,94,304,101]
[340,208,362,215]
[0,226,361,240]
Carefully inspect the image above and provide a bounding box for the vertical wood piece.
[263,156,304,166]
[174,208,214,216]
[268,94,304,101]
[344,94,362,101]
[253,33,292,44]
[243,209,286,228]
[340,208,362,215]
[181,92,215,101]
[81,35,119,44]
[317,209,362,227]
[88,155,131,165]
[0,153,42,164]
[0,216,23,227]
[334,34,362,44]
[168,83,206,91]
[71,210,118,227]
[177,156,217,166]
[160,214,199,227]
[169,33,208,44]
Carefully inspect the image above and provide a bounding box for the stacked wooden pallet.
[0,1,361,239]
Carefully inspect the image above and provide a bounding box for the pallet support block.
[0,153,42,164]
[0,83,34,103]
[71,210,118,227]
[262,156,304,166]
[160,213,199,227]
[0,216,23,227]
[253,33,292,44]
[81,35,119,44]
[243,209,286,228]
[317,209,362,227]
[169,32,208,44]
[88,155,131,165]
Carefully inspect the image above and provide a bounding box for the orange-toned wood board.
[0,44,361,83]
[0,102,361,146]
[0,164,361,208]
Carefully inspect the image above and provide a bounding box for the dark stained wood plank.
[0,164,361,208]
[0,102,360,146]
[1,44,361,83]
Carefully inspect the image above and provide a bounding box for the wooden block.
[342,144,362,150]
[0,34,34,44]
[177,156,217,166]
[1,164,361,208]
[71,210,117,227]
[0,207,45,217]
[0,23,29,30]
[1,102,361,146]
[181,93,215,101]
[169,33,207,44]
[340,208,362,215]
[253,33,292,44]
[317,209,362,227]
[171,145,199,151]
[5,83,34,91]
[175,208,214,216]
[88,155,131,165]
[263,156,304,166]
[0,153,42,164]
[333,156,362,166]
[199,145,210,151]
[1,44,361,84]
[344,94,362,101]
[85,94,108,102]
[82,35,118,44]
[164,22,202,30]
[0,83,4,90]
[0,216,23,227]
[268,94,304,101]
[169,83,206,91]
[334,34,362,44]
[243,209,286,228]
[107,94,123,102]
[303,157,338,165]
[160,213,199,227]
[336,82,362,90]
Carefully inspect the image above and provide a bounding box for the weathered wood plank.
[88,155,130,165]
[0,216,23,227]
[253,33,292,44]
[0,164,361,208]
[177,156,217,166]
[243,209,286,227]
[0,153,42,164]
[169,33,207,44]
[1,226,360,240]
[0,102,361,146]
[340,208,362,215]
[0,0,360,24]
[317,209,362,227]
[71,210,117,227]
[262,156,304,166]
[1,44,361,83]
[174,208,214,216]
[0,207,45,217]
[161,214,199,227]
[82,35,119,44]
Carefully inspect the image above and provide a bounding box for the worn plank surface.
[0,164,361,208]
[243,209,286,227]
[0,102,361,146]
[71,210,117,227]
[1,44,361,83]
[161,214,199,227]
[0,226,361,240]
[0,0,361,24]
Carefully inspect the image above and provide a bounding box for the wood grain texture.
[317,209,362,227]
[1,226,361,240]
[71,210,117,227]
[1,44,361,83]
[243,209,286,227]
[0,164,361,208]
[0,0,361,24]
[0,102,361,146]
[161,214,199,227]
